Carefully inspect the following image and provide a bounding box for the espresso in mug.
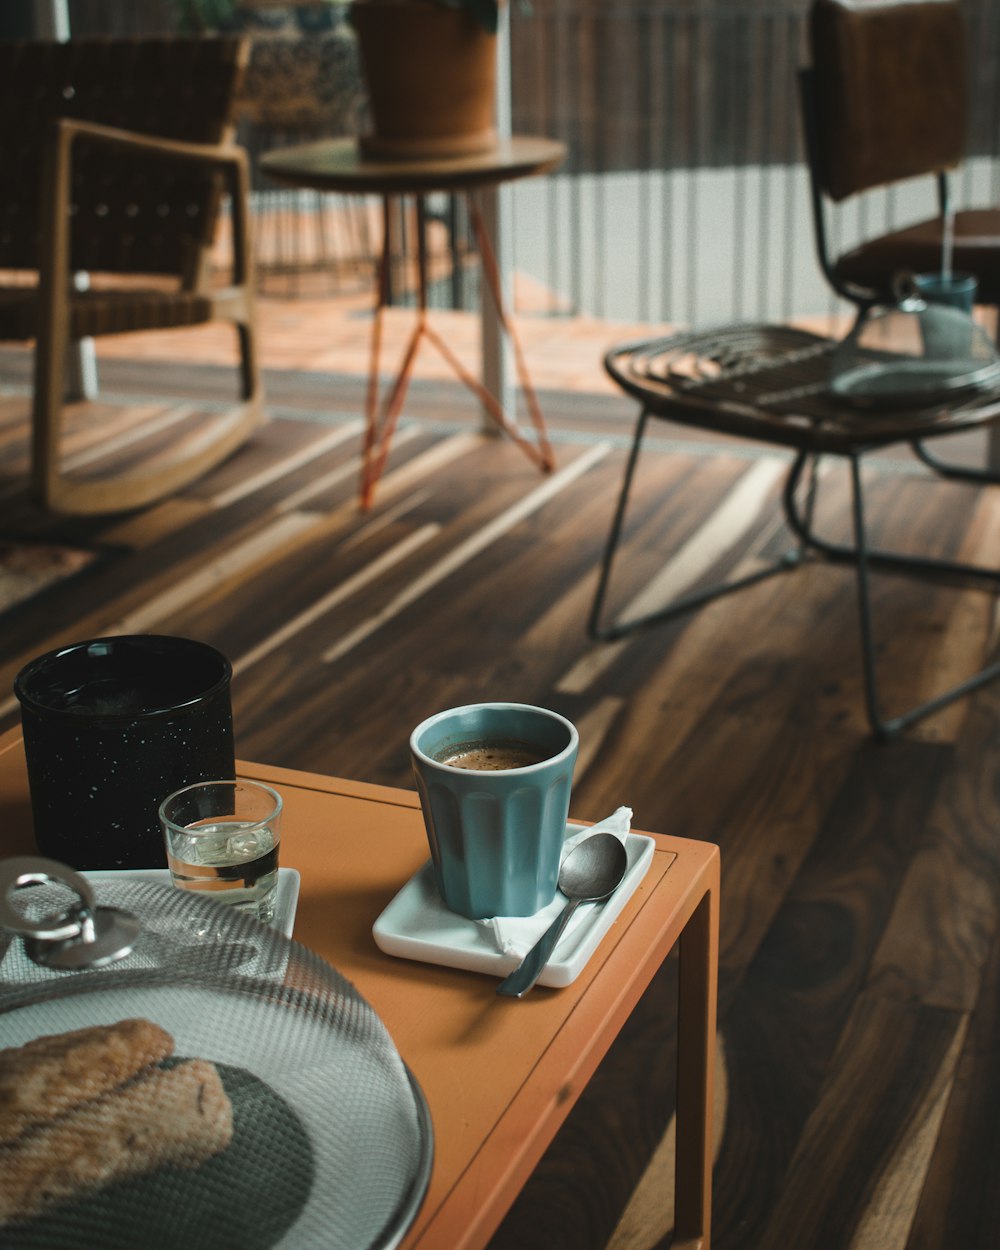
[436,738,550,771]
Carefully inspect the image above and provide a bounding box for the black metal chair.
[589,325,1000,739]
[589,0,1000,739]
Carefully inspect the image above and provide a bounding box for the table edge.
[259,134,567,195]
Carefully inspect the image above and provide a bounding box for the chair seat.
[0,286,217,341]
[604,324,1000,454]
[834,208,1000,304]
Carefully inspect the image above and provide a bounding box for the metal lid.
[0,858,432,1250]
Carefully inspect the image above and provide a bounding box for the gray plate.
[829,357,1000,410]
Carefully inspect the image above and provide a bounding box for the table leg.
[420,320,552,471]
[673,870,719,1250]
[468,194,555,472]
[360,190,555,510]
[361,196,429,510]
[360,196,392,507]
[478,183,513,434]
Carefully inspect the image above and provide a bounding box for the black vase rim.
[13,634,233,721]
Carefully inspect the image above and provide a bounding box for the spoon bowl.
[495,832,629,998]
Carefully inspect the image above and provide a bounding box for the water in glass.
[167,819,279,922]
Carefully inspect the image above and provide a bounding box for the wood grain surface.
[1,346,999,1249]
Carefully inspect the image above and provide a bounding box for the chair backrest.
[807,0,966,203]
[0,37,249,278]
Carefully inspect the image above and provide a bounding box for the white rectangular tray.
[82,867,301,940]
[373,827,655,988]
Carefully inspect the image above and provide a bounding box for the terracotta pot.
[349,0,498,160]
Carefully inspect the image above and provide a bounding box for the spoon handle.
[495,899,583,998]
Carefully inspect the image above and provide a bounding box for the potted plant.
[348,0,505,159]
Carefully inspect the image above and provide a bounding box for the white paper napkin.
[479,806,633,958]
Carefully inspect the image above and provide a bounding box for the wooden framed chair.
[0,37,263,515]
[800,0,1000,324]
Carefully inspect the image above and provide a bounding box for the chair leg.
[30,301,69,510]
[846,452,1000,738]
[587,407,800,642]
[587,407,650,640]
[34,321,264,516]
[910,437,1000,486]
[590,422,1000,736]
[236,318,263,409]
[783,454,1000,589]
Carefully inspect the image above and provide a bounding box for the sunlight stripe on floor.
[320,442,611,666]
[557,457,787,695]
[106,511,321,634]
[0,403,198,506]
[338,488,433,552]
[275,424,416,513]
[0,513,325,723]
[607,1033,729,1250]
[845,1018,966,1250]
[64,404,199,470]
[210,420,365,508]
[234,523,442,676]
[278,428,480,514]
[339,430,485,512]
[571,696,625,785]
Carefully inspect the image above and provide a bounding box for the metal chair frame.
[590,340,1000,740]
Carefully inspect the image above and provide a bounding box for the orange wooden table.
[0,731,719,1250]
[259,136,565,509]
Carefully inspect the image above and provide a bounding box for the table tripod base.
[360,194,555,510]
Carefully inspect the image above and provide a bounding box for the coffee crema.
[436,738,550,771]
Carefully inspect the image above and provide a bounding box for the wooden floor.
[2,295,1000,1250]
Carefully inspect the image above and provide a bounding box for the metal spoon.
[495,833,629,998]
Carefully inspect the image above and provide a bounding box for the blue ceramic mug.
[409,703,579,919]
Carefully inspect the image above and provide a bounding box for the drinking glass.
[912,271,978,358]
[159,779,282,924]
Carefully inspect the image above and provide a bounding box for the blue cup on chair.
[409,703,579,920]
[913,270,977,312]
[911,271,978,359]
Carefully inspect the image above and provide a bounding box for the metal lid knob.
[0,856,140,970]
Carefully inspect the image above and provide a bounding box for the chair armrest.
[46,116,253,288]
[52,115,244,169]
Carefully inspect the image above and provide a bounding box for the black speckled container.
[14,635,235,870]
